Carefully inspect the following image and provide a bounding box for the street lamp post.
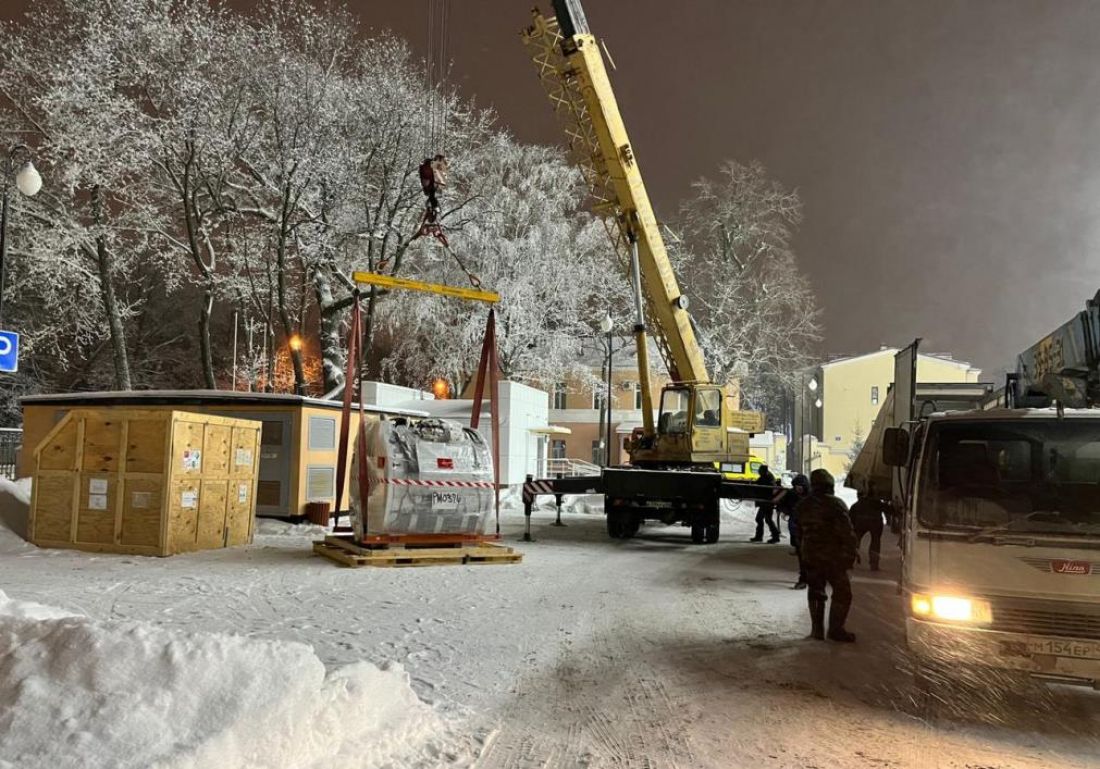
[803,373,819,474]
[0,145,43,326]
[600,311,614,466]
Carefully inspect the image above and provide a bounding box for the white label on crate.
[235,448,253,467]
[88,493,108,511]
[237,483,249,504]
[182,450,202,471]
[88,478,108,495]
[132,491,152,509]
[431,491,461,511]
[181,491,198,509]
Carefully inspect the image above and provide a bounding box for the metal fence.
[0,428,22,480]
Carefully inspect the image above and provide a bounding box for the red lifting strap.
[470,309,502,533]
[334,299,365,528]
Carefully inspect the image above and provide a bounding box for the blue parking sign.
[0,331,19,373]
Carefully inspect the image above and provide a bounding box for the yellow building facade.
[795,348,982,477]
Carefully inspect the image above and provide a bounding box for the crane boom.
[523,4,710,386]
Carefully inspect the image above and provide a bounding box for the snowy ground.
[2,484,1099,769]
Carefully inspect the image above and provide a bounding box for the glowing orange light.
[288,334,303,352]
[432,378,450,399]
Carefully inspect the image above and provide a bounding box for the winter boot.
[808,598,826,640]
[827,628,856,643]
[792,580,808,590]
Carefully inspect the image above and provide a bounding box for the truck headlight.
[910,593,993,625]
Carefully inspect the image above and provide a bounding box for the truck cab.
[887,408,1100,687]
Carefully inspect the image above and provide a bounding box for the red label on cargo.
[437,458,454,469]
[1052,560,1091,575]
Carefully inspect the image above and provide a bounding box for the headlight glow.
[910,592,992,624]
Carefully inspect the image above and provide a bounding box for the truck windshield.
[918,420,1100,536]
[658,388,690,435]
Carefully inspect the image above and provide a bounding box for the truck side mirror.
[882,427,909,467]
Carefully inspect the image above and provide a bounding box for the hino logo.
[1052,560,1091,575]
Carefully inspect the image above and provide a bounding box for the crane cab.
[626,383,762,468]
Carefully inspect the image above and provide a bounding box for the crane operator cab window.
[658,388,691,435]
[693,388,722,428]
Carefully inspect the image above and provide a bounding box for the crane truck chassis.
[522,469,775,544]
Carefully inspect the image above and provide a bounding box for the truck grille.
[991,599,1100,641]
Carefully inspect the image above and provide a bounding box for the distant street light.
[600,311,614,466]
[0,145,42,326]
[288,334,303,352]
[807,376,818,393]
[815,398,823,409]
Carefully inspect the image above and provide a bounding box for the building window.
[306,466,335,501]
[552,383,567,410]
[593,390,606,410]
[871,386,880,406]
[308,416,336,450]
[633,382,643,410]
[550,439,566,459]
[591,440,603,464]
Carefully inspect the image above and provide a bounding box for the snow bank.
[0,590,466,769]
[0,477,32,550]
[254,518,329,539]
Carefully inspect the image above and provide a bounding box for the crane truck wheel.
[606,504,639,540]
[690,522,705,544]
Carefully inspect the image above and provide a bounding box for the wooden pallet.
[313,534,522,568]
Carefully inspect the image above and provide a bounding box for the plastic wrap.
[350,418,495,538]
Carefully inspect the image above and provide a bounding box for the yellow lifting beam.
[352,271,500,304]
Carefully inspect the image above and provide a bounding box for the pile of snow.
[254,518,329,539]
[0,477,32,550]
[0,590,469,769]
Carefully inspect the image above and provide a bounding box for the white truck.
[851,295,1100,688]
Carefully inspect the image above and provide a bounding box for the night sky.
[7,0,1100,376]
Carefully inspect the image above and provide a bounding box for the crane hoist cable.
[413,0,480,288]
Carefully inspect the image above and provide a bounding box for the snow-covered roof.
[20,390,430,418]
[819,347,978,374]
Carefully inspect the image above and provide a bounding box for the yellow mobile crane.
[520,1,770,543]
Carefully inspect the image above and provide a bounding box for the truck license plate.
[1002,638,1100,661]
[431,491,460,511]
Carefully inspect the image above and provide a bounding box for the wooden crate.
[313,535,522,568]
[29,409,262,556]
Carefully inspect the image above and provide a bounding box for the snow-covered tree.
[677,160,822,420]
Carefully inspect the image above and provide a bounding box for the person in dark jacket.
[796,469,858,642]
[848,485,887,571]
[749,465,781,543]
[774,473,810,589]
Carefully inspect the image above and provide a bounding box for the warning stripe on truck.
[381,479,496,488]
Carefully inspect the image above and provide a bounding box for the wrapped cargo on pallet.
[350,418,494,538]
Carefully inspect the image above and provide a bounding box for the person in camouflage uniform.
[795,469,858,642]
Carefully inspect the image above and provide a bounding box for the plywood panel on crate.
[32,473,75,541]
[37,419,78,472]
[120,477,163,547]
[125,419,168,474]
[81,418,123,473]
[167,479,201,553]
[226,479,253,546]
[173,420,206,477]
[229,428,257,480]
[75,473,117,544]
[202,425,232,477]
[196,480,228,549]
